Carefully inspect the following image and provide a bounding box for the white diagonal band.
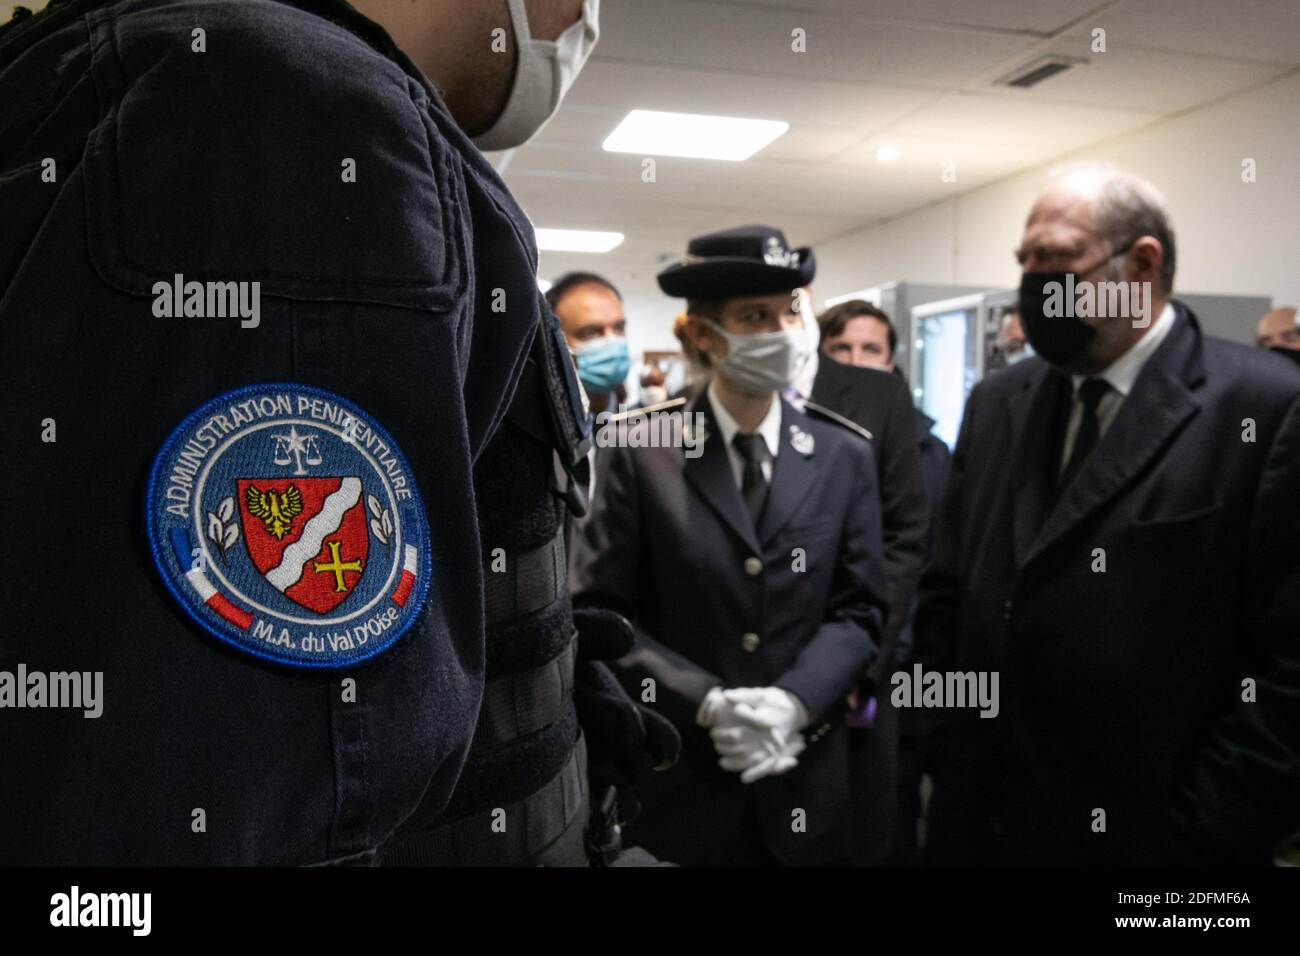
[265,477,363,592]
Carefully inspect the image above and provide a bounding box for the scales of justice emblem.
[223,425,372,615]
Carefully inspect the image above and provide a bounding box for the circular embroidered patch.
[146,383,430,669]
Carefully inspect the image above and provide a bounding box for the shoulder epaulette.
[605,396,688,423]
[801,400,873,442]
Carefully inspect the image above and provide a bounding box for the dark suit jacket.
[915,408,952,540]
[570,393,888,864]
[811,358,930,680]
[915,304,1300,864]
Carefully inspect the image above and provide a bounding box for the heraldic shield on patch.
[146,384,431,669]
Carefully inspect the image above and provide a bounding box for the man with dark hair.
[0,0,672,868]
[818,300,896,369]
[815,297,949,863]
[917,165,1300,864]
[817,299,950,517]
[547,272,629,414]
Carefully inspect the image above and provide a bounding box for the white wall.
[814,69,1300,343]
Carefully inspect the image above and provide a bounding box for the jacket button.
[744,556,762,576]
[742,632,760,652]
[1003,599,1013,622]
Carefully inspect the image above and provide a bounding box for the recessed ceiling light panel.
[602,109,788,161]
[535,229,625,253]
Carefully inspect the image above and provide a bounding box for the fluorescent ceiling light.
[535,229,625,253]
[602,109,788,161]
[537,278,553,293]
[876,144,900,163]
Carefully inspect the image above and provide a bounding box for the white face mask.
[473,0,600,152]
[705,320,804,396]
[1004,342,1036,367]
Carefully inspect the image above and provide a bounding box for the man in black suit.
[571,226,889,865]
[916,165,1300,864]
[813,297,950,863]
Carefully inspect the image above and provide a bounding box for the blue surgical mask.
[574,336,630,392]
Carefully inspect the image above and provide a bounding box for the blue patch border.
[145,382,432,670]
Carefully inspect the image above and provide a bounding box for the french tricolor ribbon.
[170,528,254,630]
[390,544,418,608]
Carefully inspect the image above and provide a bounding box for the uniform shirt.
[707,380,782,487]
[1060,302,1176,471]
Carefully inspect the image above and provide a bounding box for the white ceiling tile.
[1005,41,1295,113]
[736,0,1098,34]
[869,93,1159,150]
[1061,0,1300,65]
[564,59,936,132]
[597,0,1042,88]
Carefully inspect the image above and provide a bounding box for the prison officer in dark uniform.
[0,0,678,867]
[571,227,889,865]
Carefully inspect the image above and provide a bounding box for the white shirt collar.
[1072,301,1177,396]
[707,381,783,460]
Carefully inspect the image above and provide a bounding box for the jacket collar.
[1014,302,1205,569]
[685,392,819,552]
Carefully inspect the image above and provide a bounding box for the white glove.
[722,686,810,737]
[695,686,729,728]
[710,722,806,784]
[706,686,808,784]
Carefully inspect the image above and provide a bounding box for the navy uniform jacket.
[0,0,547,863]
[570,393,887,864]
[916,305,1300,864]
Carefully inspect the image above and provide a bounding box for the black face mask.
[1269,345,1300,367]
[1018,246,1130,367]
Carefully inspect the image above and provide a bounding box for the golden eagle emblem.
[245,484,304,540]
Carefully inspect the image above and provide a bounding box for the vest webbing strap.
[381,734,587,866]
[475,638,576,750]
[483,531,567,624]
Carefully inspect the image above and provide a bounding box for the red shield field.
[237,476,369,614]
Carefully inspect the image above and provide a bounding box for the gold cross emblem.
[313,540,363,593]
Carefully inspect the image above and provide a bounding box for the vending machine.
[908,289,1014,449]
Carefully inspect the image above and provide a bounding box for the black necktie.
[732,433,770,527]
[1059,378,1112,491]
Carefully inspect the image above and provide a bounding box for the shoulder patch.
[801,400,874,442]
[146,384,431,669]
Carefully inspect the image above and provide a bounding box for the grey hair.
[1050,163,1177,294]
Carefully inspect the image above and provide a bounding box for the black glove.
[571,606,681,794]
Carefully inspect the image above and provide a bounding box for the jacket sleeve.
[1156,391,1300,862]
[869,372,931,682]
[569,444,722,728]
[775,438,887,721]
